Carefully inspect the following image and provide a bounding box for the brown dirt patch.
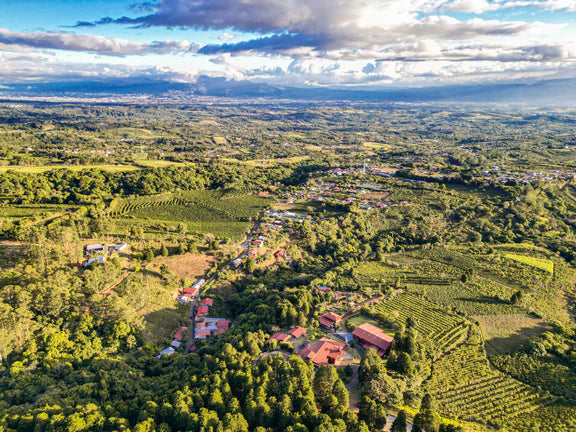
[155,253,216,281]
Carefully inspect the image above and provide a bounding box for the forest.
[0,101,575,432]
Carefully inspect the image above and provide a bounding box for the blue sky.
[0,0,574,88]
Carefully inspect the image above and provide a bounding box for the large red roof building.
[318,312,343,329]
[352,323,394,356]
[288,326,307,338]
[299,338,346,366]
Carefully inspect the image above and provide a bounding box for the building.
[84,244,105,256]
[318,286,332,293]
[85,256,105,267]
[177,293,193,304]
[288,326,307,338]
[195,329,212,339]
[182,287,198,295]
[115,243,128,252]
[299,338,346,366]
[319,312,343,329]
[200,298,213,307]
[173,327,188,341]
[267,332,291,343]
[352,323,394,356]
[231,258,242,268]
[156,347,176,359]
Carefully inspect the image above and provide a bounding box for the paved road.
[185,212,264,351]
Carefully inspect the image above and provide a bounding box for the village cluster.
[283,178,409,211]
[157,278,230,358]
[265,286,393,367]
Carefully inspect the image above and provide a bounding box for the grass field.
[474,313,551,355]
[504,253,554,273]
[345,313,396,336]
[362,142,392,150]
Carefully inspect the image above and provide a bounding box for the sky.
[0,0,574,88]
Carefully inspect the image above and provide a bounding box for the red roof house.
[352,323,394,356]
[288,326,307,338]
[318,312,343,329]
[182,287,198,295]
[195,329,211,339]
[216,320,230,330]
[318,286,332,293]
[267,332,291,343]
[173,327,188,341]
[299,338,346,366]
[200,298,213,307]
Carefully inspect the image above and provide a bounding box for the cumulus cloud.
[79,0,560,57]
[0,28,198,56]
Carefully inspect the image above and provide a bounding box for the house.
[248,249,258,259]
[177,293,192,304]
[182,287,198,295]
[216,320,230,333]
[85,256,105,267]
[274,250,285,259]
[288,326,307,338]
[196,305,209,319]
[231,258,242,268]
[352,323,394,356]
[200,298,213,307]
[195,329,212,339]
[299,338,346,366]
[173,327,188,341]
[267,332,291,343]
[156,347,176,359]
[318,286,332,293]
[171,340,182,348]
[84,244,105,256]
[252,240,264,248]
[192,278,206,289]
[319,312,343,329]
[115,243,128,252]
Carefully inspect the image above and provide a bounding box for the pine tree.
[391,410,407,432]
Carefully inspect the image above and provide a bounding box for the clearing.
[474,313,551,355]
[153,253,216,281]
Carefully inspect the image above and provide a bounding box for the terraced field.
[109,189,272,239]
[427,327,554,426]
[371,294,469,354]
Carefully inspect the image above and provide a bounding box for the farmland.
[0,101,575,432]
[109,189,272,240]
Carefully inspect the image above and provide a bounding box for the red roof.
[200,298,213,306]
[173,327,188,340]
[179,293,192,298]
[352,323,394,354]
[267,332,290,343]
[318,286,332,292]
[197,306,209,315]
[216,320,230,330]
[196,329,211,338]
[182,287,198,294]
[288,326,306,338]
[299,338,346,366]
[196,322,207,328]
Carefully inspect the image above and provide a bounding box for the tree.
[510,290,523,304]
[246,257,256,273]
[143,248,155,262]
[359,396,387,430]
[395,352,415,376]
[390,410,407,432]
[160,244,169,257]
[178,243,188,254]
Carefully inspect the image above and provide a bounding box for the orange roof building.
[351,323,394,356]
[288,326,307,338]
[299,338,346,366]
[267,332,291,343]
[318,312,343,328]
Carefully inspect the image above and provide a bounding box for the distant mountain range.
[1,76,575,105]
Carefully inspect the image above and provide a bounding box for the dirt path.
[185,211,264,351]
[99,271,130,295]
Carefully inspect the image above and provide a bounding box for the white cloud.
[0,28,198,56]
[218,33,235,41]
